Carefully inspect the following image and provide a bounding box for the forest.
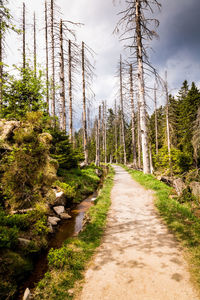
[1,0,200,299]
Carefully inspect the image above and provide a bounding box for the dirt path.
[76,165,199,300]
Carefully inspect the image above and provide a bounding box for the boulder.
[23,288,31,300]
[173,178,186,196]
[42,157,59,186]
[60,212,72,220]
[189,181,200,199]
[38,132,52,145]
[54,190,66,206]
[18,238,31,247]
[53,206,65,215]
[160,176,174,186]
[0,120,20,141]
[48,216,61,226]
[48,223,54,233]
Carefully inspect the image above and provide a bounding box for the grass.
[58,165,101,203]
[33,166,115,300]
[123,165,200,291]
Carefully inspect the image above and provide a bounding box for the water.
[17,191,97,299]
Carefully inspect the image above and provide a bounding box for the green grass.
[34,166,115,300]
[123,165,200,291]
[58,165,101,203]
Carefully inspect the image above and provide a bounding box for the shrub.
[0,226,18,248]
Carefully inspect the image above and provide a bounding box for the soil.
[76,165,199,300]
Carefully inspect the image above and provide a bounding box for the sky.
[5,0,200,119]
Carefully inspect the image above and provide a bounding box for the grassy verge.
[123,165,200,290]
[33,166,114,300]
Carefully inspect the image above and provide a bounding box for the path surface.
[76,165,199,300]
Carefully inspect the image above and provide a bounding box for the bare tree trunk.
[114,100,118,163]
[68,39,73,142]
[165,71,171,166]
[45,1,49,112]
[59,19,66,131]
[104,101,107,164]
[23,2,26,69]
[154,84,158,155]
[119,55,127,165]
[130,64,137,167]
[51,0,55,117]
[87,107,90,138]
[149,143,154,174]
[137,96,141,169]
[0,21,3,110]
[136,0,150,174]
[102,101,105,156]
[82,41,88,165]
[33,12,36,77]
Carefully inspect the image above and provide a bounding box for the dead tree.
[22,2,25,69]
[154,84,158,155]
[33,12,36,76]
[137,96,141,169]
[59,19,66,131]
[0,19,2,109]
[130,64,137,167]
[45,1,49,112]
[68,39,73,141]
[115,0,161,173]
[95,106,101,167]
[114,99,118,163]
[82,41,88,164]
[119,55,127,165]
[104,101,107,164]
[50,0,55,117]
[165,71,171,165]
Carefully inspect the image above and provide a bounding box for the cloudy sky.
[5,0,200,116]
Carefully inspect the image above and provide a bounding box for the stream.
[17,191,98,299]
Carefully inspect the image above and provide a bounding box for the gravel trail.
[76,165,199,300]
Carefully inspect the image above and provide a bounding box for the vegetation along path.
[76,165,199,300]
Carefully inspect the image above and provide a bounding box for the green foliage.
[1,112,51,209]
[58,166,100,203]
[0,226,18,248]
[1,65,46,120]
[54,181,76,199]
[0,210,29,230]
[50,127,82,170]
[33,217,49,236]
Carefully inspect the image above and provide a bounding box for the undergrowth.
[123,165,200,291]
[34,166,114,300]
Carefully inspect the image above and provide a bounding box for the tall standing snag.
[82,41,88,165]
[59,19,66,131]
[22,2,26,69]
[130,64,137,167]
[115,0,161,173]
[68,39,73,142]
[45,1,49,112]
[119,55,127,165]
[33,12,37,76]
[51,0,55,117]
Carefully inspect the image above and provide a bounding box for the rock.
[54,190,66,206]
[42,157,59,186]
[95,169,102,177]
[48,223,54,233]
[53,205,65,215]
[189,181,200,199]
[18,238,31,247]
[0,120,20,141]
[60,213,72,220]
[91,197,96,202]
[68,289,74,296]
[160,176,174,186]
[80,161,86,168]
[173,178,186,196]
[23,288,31,300]
[38,132,52,145]
[48,216,61,226]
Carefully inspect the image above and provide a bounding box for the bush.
[0,226,18,248]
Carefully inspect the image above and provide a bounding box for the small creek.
[17,191,98,299]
